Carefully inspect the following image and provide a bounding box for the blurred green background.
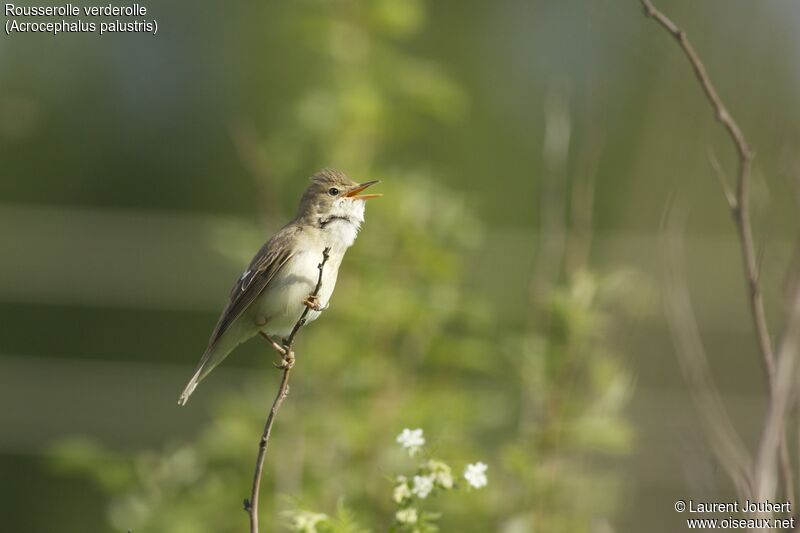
[1,0,799,531]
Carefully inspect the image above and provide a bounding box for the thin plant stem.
[245,247,331,533]
[640,0,794,507]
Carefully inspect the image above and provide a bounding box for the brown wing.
[205,227,297,350]
[177,226,299,405]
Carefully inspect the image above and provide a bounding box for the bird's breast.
[321,218,360,249]
[253,247,342,337]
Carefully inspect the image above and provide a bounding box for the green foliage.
[499,268,643,532]
[48,0,647,531]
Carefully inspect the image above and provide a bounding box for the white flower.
[396,507,418,524]
[393,476,412,503]
[464,462,488,489]
[289,511,328,533]
[412,474,435,499]
[396,428,425,456]
[426,459,454,489]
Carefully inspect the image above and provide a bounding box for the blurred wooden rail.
[0,203,793,325]
[0,352,767,492]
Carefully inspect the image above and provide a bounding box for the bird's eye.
[328,187,339,196]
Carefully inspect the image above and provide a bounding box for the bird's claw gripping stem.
[303,294,323,311]
[274,350,295,369]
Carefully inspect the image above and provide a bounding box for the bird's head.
[297,169,382,227]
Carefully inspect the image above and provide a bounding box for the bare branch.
[639,0,772,383]
[639,0,752,161]
[640,0,794,504]
[245,247,331,533]
[754,288,800,502]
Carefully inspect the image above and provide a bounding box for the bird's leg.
[259,332,287,357]
[303,294,323,311]
[258,332,296,369]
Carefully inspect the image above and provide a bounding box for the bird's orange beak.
[346,180,382,200]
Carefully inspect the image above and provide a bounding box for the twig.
[640,0,795,506]
[639,0,771,384]
[754,288,800,502]
[244,247,331,533]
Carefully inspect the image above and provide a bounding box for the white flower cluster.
[463,462,488,489]
[426,459,454,490]
[392,429,488,531]
[395,507,418,524]
[393,475,412,503]
[412,474,434,498]
[287,510,328,533]
[396,427,425,456]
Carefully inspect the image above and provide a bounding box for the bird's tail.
[178,366,205,406]
[178,331,242,406]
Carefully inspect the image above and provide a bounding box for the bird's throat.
[318,215,353,228]
[317,215,361,249]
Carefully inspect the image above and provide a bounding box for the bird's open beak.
[346,180,383,200]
